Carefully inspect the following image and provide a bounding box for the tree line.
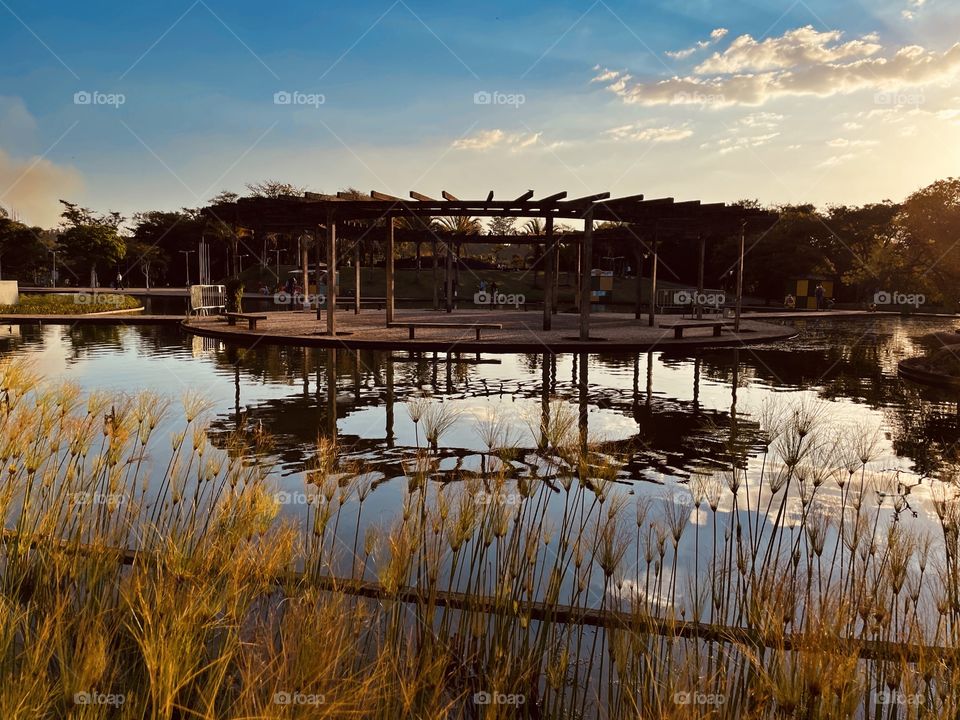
[1,178,958,306]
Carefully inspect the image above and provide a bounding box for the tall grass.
[0,358,957,718]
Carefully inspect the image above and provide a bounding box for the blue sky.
[2,0,959,226]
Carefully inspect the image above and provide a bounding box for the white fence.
[189,285,225,315]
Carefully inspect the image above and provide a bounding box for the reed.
[0,358,956,719]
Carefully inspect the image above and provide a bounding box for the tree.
[128,210,205,285]
[245,180,306,198]
[487,216,516,236]
[57,201,126,286]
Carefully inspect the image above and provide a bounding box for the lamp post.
[49,249,59,287]
[238,254,249,274]
[180,250,195,286]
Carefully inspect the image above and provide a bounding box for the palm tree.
[522,219,545,288]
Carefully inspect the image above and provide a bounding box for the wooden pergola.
[204,190,776,341]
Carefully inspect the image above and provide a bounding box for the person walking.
[815,282,825,311]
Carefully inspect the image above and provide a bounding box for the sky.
[1,0,959,228]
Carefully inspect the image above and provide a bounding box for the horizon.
[2,0,959,227]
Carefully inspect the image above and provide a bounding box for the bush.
[0,292,141,315]
[225,277,244,313]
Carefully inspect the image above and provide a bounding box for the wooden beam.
[538,191,568,203]
[354,239,361,315]
[514,189,535,203]
[370,190,404,202]
[441,190,460,201]
[567,192,611,205]
[410,191,436,202]
[485,191,494,202]
[648,232,659,327]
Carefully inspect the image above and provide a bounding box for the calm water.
[3,315,959,608]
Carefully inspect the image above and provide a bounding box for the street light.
[238,254,250,274]
[180,250,195,286]
[49,249,59,287]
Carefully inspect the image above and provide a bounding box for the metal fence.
[189,285,225,315]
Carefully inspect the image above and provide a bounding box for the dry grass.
[0,358,957,718]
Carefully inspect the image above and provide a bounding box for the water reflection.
[2,316,960,484]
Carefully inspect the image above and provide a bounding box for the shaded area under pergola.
[203,190,777,342]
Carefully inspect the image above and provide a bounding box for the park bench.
[659,319,734,339]
[225,312,268,331]
[387,321,502,341]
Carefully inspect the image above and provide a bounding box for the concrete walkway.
[183,309,798,353]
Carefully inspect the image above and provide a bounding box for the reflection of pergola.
[204,190,776,341]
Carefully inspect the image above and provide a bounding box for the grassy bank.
[0,292,142,315]
[0,359,957,718]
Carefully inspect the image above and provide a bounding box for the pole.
[735,221,746,332]
[579,210,593,341]
[543,216,554,331]
[354,239,361,315]
[696,233,705,320]
[327,210,337,336]
[386,217,395,324]
[648,232,659,327]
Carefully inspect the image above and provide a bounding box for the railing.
[656,287,728,318]
[189,284,225,315]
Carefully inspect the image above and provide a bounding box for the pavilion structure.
[204,190,776,342]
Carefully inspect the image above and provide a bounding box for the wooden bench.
[659,320,734,339]
[225,312,268,331]
[387,322,502,341]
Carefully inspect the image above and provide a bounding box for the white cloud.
[819,153,857,167]
[0,147,83,226]
[593,27,960,108]
[605,123,693,143]
[666,27,729,60]
[695,27,881,74]
[826,138,878,148]
[452,129,541,151]
[739,112,784,128]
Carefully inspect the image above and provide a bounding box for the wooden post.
[634,234,644,320]
[432,239,439,311]
[326,210,336,336]
[553,241,560,314]
[648,232,659,327]
[354,239,361,315]
[696,233,705,320]
[386,217,395,324]
[316,225,324,320]
[735,221,746,332]
[543,216,554,331]
[445,241,453,313]
[302,236,309,311]
[579,210,593,341]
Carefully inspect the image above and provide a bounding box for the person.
[115,272,123,290]
[815,282,825,310]
[784,293,796,309]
